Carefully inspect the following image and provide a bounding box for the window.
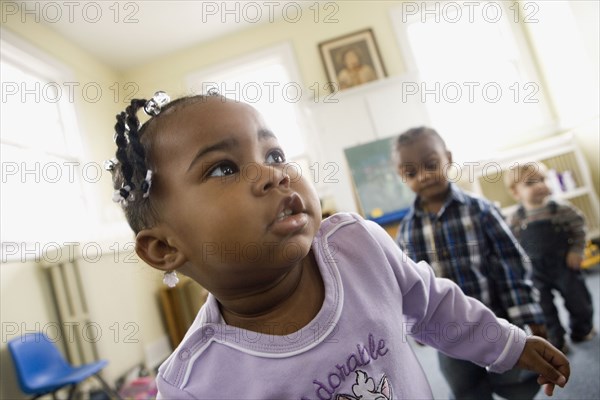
[391,1,556,161]
[186,43,309,164]
[522,1,599,127]
[1,32,89,259]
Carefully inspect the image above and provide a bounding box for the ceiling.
[24,1,304,70]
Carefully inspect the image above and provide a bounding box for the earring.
[163,271,179,288]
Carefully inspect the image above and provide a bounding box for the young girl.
[107,91,569,399]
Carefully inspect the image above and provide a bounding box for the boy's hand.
[516,336,570,396]
[566,252,583,270]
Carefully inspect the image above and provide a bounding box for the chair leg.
[30,389,61,400]
[94,374,123,400]
[66,384,78,400]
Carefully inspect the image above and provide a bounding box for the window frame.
[1,28,93,262]
[388,1,558,139]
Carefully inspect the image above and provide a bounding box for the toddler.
[505,161,596,352]
[393,126,549,400]
[106,93,569,399]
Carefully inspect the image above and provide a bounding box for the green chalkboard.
[344,136,415,223]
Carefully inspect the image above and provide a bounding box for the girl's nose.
[250,163,290,196]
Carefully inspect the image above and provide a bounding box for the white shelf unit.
[471,132,600,240]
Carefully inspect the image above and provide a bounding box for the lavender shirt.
[156,213,527,399]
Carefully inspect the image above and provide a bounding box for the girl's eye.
[208,161,238,178]
[266,150,286,164]
[403,170,416,178]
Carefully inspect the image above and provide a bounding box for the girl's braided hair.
[107,90,220,234]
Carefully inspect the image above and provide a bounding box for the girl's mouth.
[269,193,308,235]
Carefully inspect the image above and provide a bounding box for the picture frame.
[318,28,387,92]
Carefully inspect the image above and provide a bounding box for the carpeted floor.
[410,266,600,400]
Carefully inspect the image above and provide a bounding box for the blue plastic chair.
[8,332,121,399]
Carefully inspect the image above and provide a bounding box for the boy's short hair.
[504,161,548,189]
[394,126,447,154]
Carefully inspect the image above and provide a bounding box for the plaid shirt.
[396,183,544,327]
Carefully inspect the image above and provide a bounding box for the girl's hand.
[516,336,570,396]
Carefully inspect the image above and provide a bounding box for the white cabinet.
[471,132,600,240]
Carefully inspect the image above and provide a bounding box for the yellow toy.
[581,241,600,269]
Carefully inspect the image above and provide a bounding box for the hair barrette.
[112,184,135,205]
[144,91,170,116]
[207,87,220,96]
[103,158,118,171]
[141,169,153,198]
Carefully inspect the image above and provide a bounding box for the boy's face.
[511,169,551,208]
[146,97,322,295]
[395,134,452,203]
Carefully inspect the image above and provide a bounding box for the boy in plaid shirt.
[394,127,547,400]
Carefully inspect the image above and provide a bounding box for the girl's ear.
[446,150,453,164]
[135,228,187,272]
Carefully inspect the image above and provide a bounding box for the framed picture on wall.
[318,28,387,92]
